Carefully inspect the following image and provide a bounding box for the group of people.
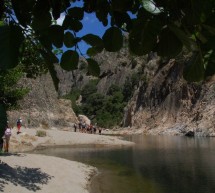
[0,117,22,154]
[74,121,102,135]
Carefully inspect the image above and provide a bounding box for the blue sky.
[56,1,110,57]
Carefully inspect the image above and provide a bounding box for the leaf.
[51,0,62,20]
[87,58,100,77]
[142,0,163,15]
[205,51,215,77]
[95,5,109,26]
[0,25,24,70]
[11,0,34,27]
[111,0,133,12]
[48,25,64,48]
[112,11,132,31]
[60,50,79,71]
[129,19,161,55]
[183,52,205,82]
[169,24,197,51]
[156,27,183,57]
[68,7,84,20]
[82,34,102,47]
[102,27,123,52]
[33,0,50,17]
[62,15,83,32]
[40,49,59,91]
[82,34,104,52]
[32,11,52,31]
[87,47,98,57]
[64,32,75,48]
[202,24,215,35]
[39,35,52,50]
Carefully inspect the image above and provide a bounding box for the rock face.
[7,44,215,137]
[123,57,215,136]
[55,46,147,96]
[7,73,78,130]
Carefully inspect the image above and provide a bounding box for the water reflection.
[33,135,215,193]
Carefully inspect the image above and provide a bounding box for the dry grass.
[36,130,47,137]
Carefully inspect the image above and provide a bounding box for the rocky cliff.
[7,73,78,130]
[55,45,147,96]
[59,43,215,136]
[8,46,215,137]
[123,57,215,136]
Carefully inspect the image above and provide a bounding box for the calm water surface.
[33,135,215,193]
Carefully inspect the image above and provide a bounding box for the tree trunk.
[0,104,7,138]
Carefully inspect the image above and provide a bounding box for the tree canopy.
[0,0,215,86]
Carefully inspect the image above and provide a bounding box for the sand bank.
[0,127,134,193]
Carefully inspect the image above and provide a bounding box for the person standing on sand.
[4,124,12,153]
[98,127,102,135]
[16,117,22,134]
[74,123,77,132]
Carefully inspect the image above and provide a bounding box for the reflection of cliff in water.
[129,135,215,193]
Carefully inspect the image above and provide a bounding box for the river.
[33,135,215,193]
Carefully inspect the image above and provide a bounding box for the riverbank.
[0,127,134,193]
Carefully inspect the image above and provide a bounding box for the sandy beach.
[0,127,134,193]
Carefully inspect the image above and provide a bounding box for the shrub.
[81,79,98,102]
[41,120,49,129]
[36,130,47,137]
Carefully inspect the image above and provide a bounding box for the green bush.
[36,130,47,137]
[63,88,81,101]
[81,79,99,102]
[0,65,29,110]
[64,81,136,128]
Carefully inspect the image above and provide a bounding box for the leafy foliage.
[0,24,24,70]
[63,87,82,115]
[81,85,125,128]
[81,79,99,102]
[0,65,29,110]
[0,0,214,84]
[65,81,140,128]
[20,40,48,78]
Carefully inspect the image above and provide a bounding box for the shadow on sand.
[0,154,53,192]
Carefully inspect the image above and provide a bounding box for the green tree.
[81,80,98,102]
[82,93,105,116]
[107,84,122,96]
[0,66,29,110]
[0,65,29,136]
[20,40,48,78]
